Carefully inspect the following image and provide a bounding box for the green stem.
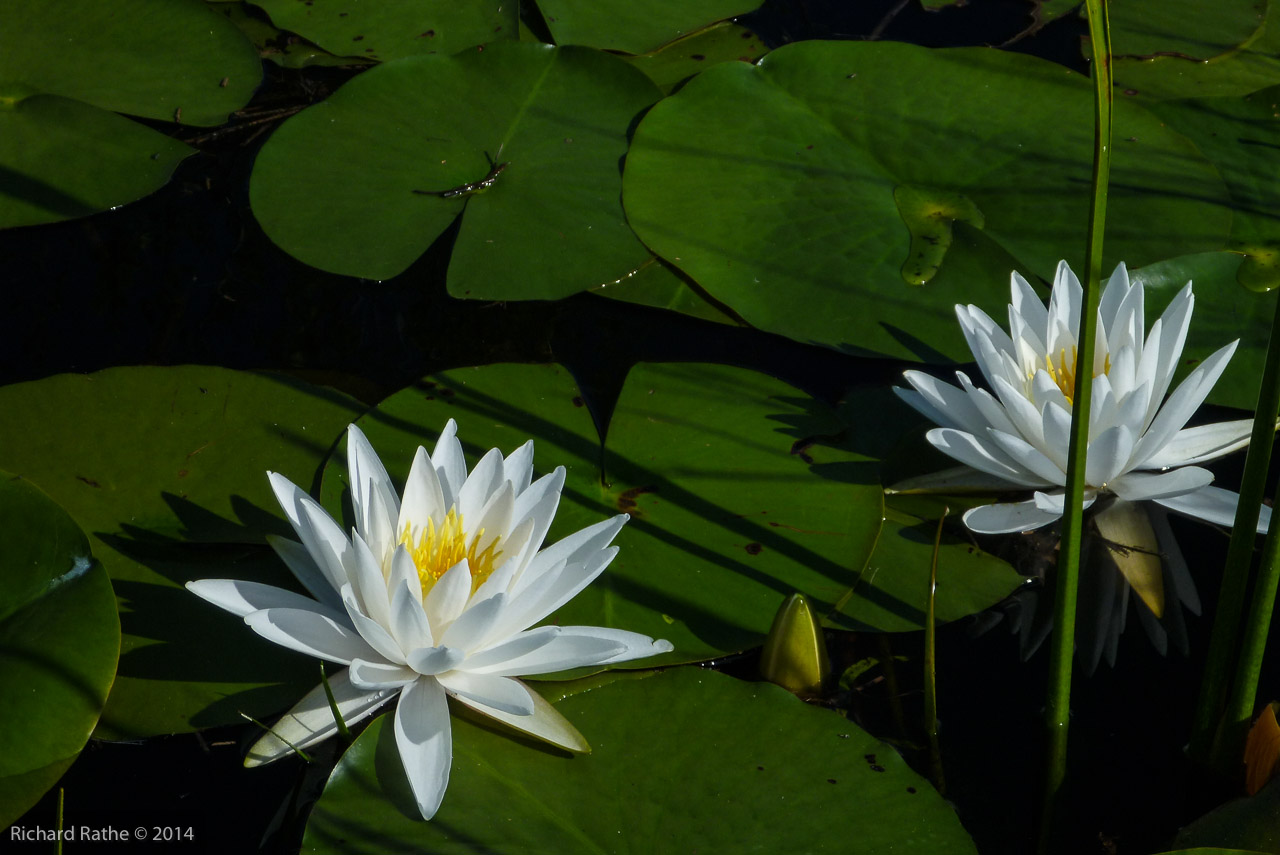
[925,509,947,795]
[1040,1,1111,850]
[320,661,353,742]
[56,787,64,855]
[1213,290,1280,773]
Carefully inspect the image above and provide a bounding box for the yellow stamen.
[399,508,502,595]
[1036,346,1110,405]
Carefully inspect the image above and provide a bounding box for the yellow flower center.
[399,509,502,594]
[1040,347,1110,405]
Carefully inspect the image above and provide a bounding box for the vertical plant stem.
[56,787,64,855]
[925,509,947,795]
[1227,501,1280,753]
[1040,0,1111,850]
[320,661,352,741]
[1193,289,1280,770]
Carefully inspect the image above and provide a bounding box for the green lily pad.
[303,668,977,853]
[1173,774,1280,852]
[588,255,741,325]
[1149,88,1280,250]
[619,21,768,94]
[250,42,660,295]
[1112,0,1280,100]
[248,0,516,63]
[0,91,193,229]
[321,363,1023,664]
[215,2,372,69]
[1109,0,1264,63]
[0,0,261,125]
[1130,252,1275,412]
[0,473,118,826]
[623,40,1230,361]
[0,367,367,738]
[537,0,763,55]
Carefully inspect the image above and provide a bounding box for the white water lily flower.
[188,420,672,820]
[892,261,1270,666]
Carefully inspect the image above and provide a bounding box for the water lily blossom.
[188,421,672,819]
[891,261,1270,666]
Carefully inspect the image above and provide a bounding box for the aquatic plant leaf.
[304,669,978,854]
[250,42,660,294]
[535,0,763,55]
[0,0,261,125]
[623,40,1231,361]
[247,0,516,62]
[0,474,118,826]
[588,255,740,325]
[619,21,767,94]
[1111,0,1280,100]
[320,363,1024,665]
[0,91,193,229]
[0,367,366,738]
[1174,774,1280,851]
[1108,0,1264,63]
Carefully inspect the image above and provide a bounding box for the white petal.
[349,532,392,629]
[513,514,627,598]
[470,482,515,565]
[1109,467,1213,502]
[501,549,619,636]
[390,582,434,651]
[1009,270,1049,351]
[925,428,1049,488]
[399,446,446,537]
[1140,419,1254,468]
[962,499,1063,534]
[388,544,424,605]
[437,671,534,716]
[901,370,1004,436]
[432,419,468,510]
[246,669,394,765]
[1085,424,1135,487]
[984,428,1064,485]
[1145,283,1195,425]
[186,579,344,621]
[268,472,351,596]
[464,630,626,676]
[340,584,405,664]
[503,440,536,495]
[394,678,452,820]
[1132,340,1238,467]
[457,447,504,523]
[507,468,567,580]
[297,496,357,595]
[407,646,466,675]
[460,625,559,671]
[423,560,473,630]
[347,424,401,546]
[349,658,418,690]
[440,592,508,651]
[244,607,381,665]
[266,534,343,610]
[1032,490,1096,515]
[1154,485,1272,533]
[452,686,588,753]
[990,374,1046,449]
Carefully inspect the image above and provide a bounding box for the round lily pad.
[622,39,1231,361]
[248,0,517,62]
[303,668,978,853]
[250,41,660,295]
[537,0,763,55]
[0,366,367,738]
[0,473,118,826]
[320,362,1024,663]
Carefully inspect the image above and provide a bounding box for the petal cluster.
[189,420,672,819]
[895,261,1266,537]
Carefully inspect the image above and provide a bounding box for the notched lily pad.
[620,20,768,94]
[303,668,978,854]
[0,474,118,826]
[251,41,660,296]
[537,0,765,55]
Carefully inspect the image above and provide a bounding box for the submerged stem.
[925,509,947,795]
[1040,0,1111,849]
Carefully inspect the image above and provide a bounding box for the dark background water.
[15,2,1275,853]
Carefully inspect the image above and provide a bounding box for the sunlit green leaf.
[1109,0,1264,62]
[623,40,1230,361]
[0,474,118,826]
[0,367,366,737]
[250,42,660,294]
[304,669,978,854]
